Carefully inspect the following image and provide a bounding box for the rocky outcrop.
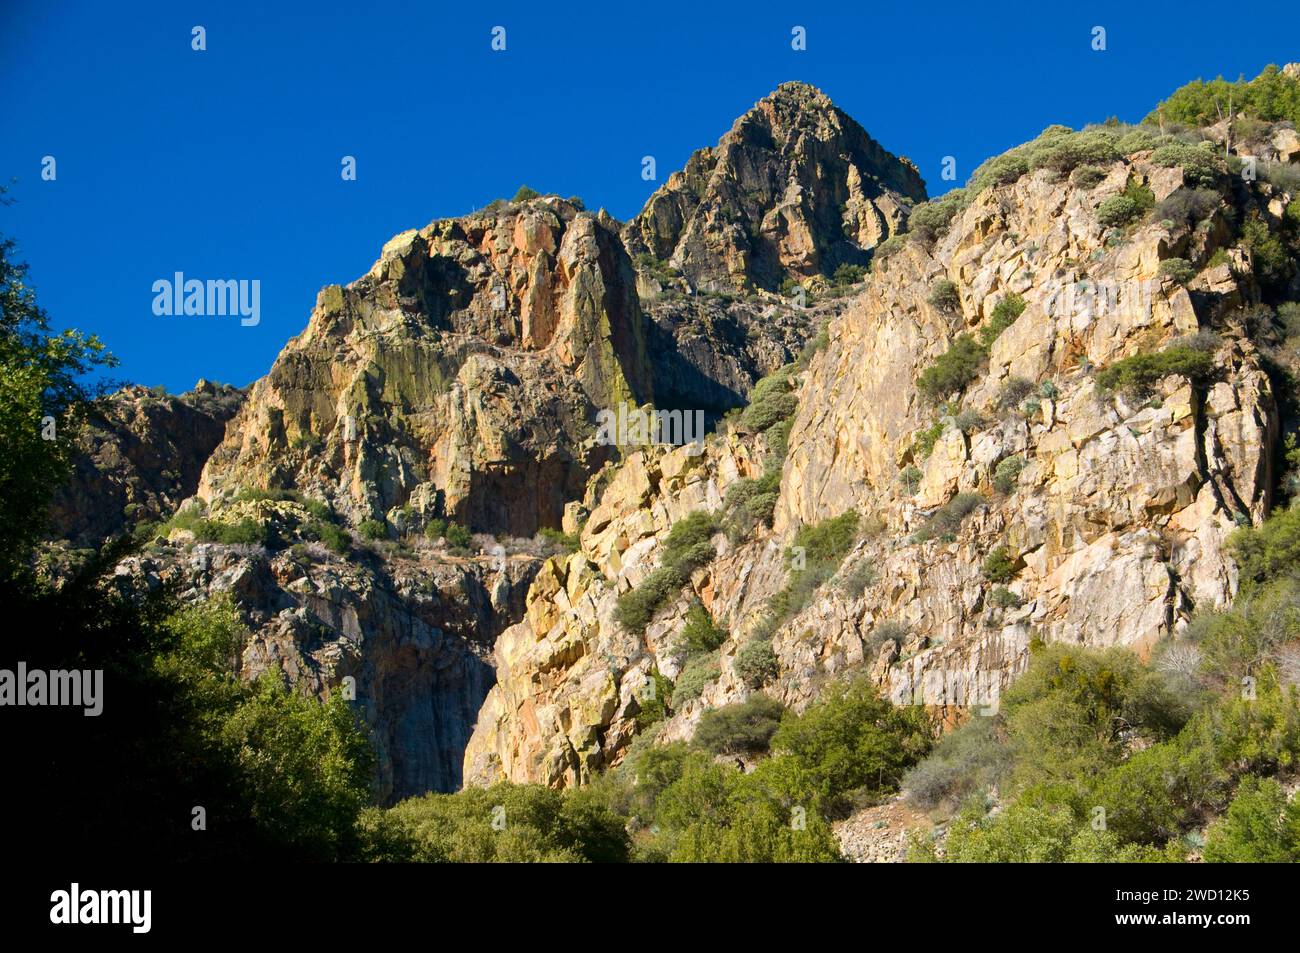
[774,149,1275,684]
[119,534,541,801]
[464,435,767,786]
[624,82,927,292]
[464,137,1289,787]
[49,380,243,546]
[46,82,925,805]
[197,198,651,537]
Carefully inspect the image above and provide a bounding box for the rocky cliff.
[49,380,243,546]
[464,121,1295,787]
[47,82,930,800]
[624,81,926,291]
[197,199,650,538]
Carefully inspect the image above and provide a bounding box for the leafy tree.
[1203,777,1300,862]
[734,638,779,687]
[1146,63,1300,128]
[693,695,785,755]
[0,218,115,578]
[381,782,629,862]
[768,677,934,812]
[219,674,375,860]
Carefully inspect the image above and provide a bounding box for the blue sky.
[1,0,1295,392]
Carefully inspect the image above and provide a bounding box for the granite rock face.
[50,83,928,799]
[196,199,650,538]
[464,140,1289,787]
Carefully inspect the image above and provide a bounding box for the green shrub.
[537,526,579,553]
[927,279,961,312]
[967,153,1031,194]
[445,522,473,549]
[682,600,727,654]
[1002,644,1190,792]
[1157,257,1196,284]
[769,677,934,812]
[424,517,447,540]
[912,418,946,459]
[512,185,541,202]
[982,545,1017,583]
[936,799,1169,863]
[634,253,677,284]
[916,334,986,401]
[724,469,781,536]
[205,518,266,546]
[673,652,720,705]
[1240,216,1291,287]
[651,752,843,861]
[1150,142,1225,190]
[382,781,629,863]
[1028,129,1120,176]
[908,190,970,244]
[1202,777,1300,862]
[913,492,984,542]
[1093,345,1214,396]
[789,511,859,569]
[993,455,1026,494]
[1070,166,1107,189]
[358,519,388,541]
[995,376,1035,411]
[1227,506,1300,591]
[899,465,923,494]
[615,566,686,633]
[1096,195,1139,227]
[989,586,1022,609]
[741,366,798,432]
[978,292,1027,349]
[734,639,779,687]
[903,716,1012,810]
[832,263,866,286]
[1097,178,1159,226]
[693,695,785,755]
[763,565,832,628]
[661,511,719,576]
[311,521,349,554]
[872,234,908,265]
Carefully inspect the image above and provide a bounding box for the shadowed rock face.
[49,380,244,546]
[624,81,927,292]
[114,539,540,801]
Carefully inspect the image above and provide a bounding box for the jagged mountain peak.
[624,82,926,292]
